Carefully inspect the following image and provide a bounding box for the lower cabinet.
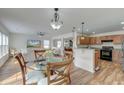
[95,50,100,70]
[112,50,122,63]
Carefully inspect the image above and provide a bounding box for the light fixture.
[121,22,124,24]
[51,8,63,31]
[81,22,85,39]
[72,27,76,32]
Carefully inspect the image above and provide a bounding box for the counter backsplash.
[77,44,122,50]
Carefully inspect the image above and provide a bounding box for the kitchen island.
[73,48,95,73]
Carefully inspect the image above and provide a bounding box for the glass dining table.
[26,56,65,75]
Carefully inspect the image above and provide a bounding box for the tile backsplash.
[77,42,122,50]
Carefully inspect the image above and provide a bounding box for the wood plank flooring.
[0,57,124,85]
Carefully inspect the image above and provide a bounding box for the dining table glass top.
[27,56,65,71]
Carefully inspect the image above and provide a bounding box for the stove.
[100,46,114,61]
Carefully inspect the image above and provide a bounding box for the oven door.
[100,49,112,61]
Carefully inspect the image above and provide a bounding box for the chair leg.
[23,78,26,85]
[68,75,71,84]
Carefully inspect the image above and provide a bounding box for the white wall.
[10,33,39,52]
[0,24,10,68]
[10,33,51,50]
[10,33,51,61]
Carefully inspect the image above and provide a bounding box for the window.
[5,35,9,54]
[0,32,9,59]
[0,32,2,58]
[43,40,50,49]
[2,34,6,55]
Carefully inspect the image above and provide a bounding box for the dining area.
[0,4,123,93]
[14,49,73,85]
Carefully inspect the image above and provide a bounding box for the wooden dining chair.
[34,50,46,59]
[15,53,45,85]
[38,58,73,85]
[64,51,73,60]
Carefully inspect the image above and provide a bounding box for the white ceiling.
[0,8,124,38]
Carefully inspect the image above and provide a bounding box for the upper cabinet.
[96,37,101,44]
[90,37,96,45]
[100,36,113,41]
[113,35,123,44]
[77,36,90,45]
[90,37,101,45]
[77,35,124,45]
[100,35,123,44]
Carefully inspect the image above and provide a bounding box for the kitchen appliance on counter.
[100,46,114,61]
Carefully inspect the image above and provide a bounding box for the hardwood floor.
[0,58,22,85]
[87,62,124,84]
[0,57,124,85]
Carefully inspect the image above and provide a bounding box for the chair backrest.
[47,58,73,85]
[15,53,26,85]
[64,51,73,60]
[34,50,46,59]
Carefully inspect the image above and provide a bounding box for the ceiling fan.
[37,32,46,37]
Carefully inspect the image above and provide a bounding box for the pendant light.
[81,22,85,39]
[72,27,76,32]
[51,8,63,31]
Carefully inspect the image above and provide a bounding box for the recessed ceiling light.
[86,29,89,31]
[92,32,95,34]
[121,22,124,24]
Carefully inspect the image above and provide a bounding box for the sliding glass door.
[0,32,1,58]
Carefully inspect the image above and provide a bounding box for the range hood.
[101,40,113,42]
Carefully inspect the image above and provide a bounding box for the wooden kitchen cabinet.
[112,50,122,63]
[95,50,100,70]
[77,35,124,45]
[77,36,90,45]
[107,35,113,40]
[100,36,106,40]
[90,37,96,45]
[95,37,101,44]
[100,36,112,40]
[100,35,113,42]
[98,35,123,44]
[113,35,123,44]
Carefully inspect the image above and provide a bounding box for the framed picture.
[27,40,41,48]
